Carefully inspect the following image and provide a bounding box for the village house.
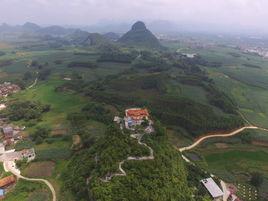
[0,82,20,97]
[201,178,224,201]
[0,175,16,189]
[5,148,36,162]
[20,148,36,162]
[2,126,13,139]
[2,125,23,145]
[124,108,149,128]
[0,189,4,200]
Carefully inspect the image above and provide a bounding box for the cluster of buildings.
[240,46,268,58]
[0,82,20,97]
[1,125,23,145]
[114,108,154,133]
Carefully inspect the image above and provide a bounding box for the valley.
[0,20,268,201]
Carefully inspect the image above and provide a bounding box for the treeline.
[132,50,172,72]
[151,96,243,136]
[177,74,238,114]
[3,101,50,121]
[97,44,137,63]
[204,84,237,114]
[68,61,97,69]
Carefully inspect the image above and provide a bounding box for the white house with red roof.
[124,108,149,128]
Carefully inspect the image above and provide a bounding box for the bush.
[250,172,264,188]
[6,101,50,121]
[30,126,51,143]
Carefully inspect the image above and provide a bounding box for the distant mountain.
[22,22,40,32]
[85,33,110,46]
[66,29,110,46]
[65,29,90,45]
[37,25,75,36]
[118,21,162,49]
[103,32,120,41]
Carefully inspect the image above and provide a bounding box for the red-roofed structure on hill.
[124,108,150,128]
[125,108,149,121]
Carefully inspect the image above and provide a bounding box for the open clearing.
[23,161,55,178]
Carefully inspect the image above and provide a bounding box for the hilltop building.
[124,108,149,128]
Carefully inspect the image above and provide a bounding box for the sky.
[0,0,268,33]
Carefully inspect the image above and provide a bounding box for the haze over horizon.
[1,0,268,34]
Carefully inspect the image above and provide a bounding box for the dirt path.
[3,161,56,201]
[179,126,263,152]
[101,133,154,182]
[27,77,38,89]
[27,71,39,90]
[19,175,56,201]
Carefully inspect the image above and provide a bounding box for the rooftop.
[0,175,16,188]
[125,108,149,118]
[200,178,224,198]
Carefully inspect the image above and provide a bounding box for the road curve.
[3,161,56,201]
[19,175,56,201]
[101,133,154,182]
[179,126,268,152]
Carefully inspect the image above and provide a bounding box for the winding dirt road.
[179,126,268,152]
[27,77,38,89]
[3,161,56,201]
[101,133,154,182]
[18,175,56,201]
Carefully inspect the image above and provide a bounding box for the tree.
[250,172,263,188]
[23,71,33,80]
[141,117,149,127]
[30,126,51,143]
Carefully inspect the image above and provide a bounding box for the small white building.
[0,104,6,111]
[201,178,224,201]
[113,116,121,124]
[0,143,5,154]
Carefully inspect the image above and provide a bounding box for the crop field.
[10,78,87,130]
[23,161,55,178]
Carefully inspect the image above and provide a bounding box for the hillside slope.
[118,21,162,49]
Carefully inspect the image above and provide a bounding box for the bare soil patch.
[252,140,268,147]
[215,143,229,149]
[24,161,55,178]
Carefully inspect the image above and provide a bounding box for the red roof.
[0,175,16,188]
[126,108,149,120]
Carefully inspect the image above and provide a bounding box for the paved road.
[3,161,56,201]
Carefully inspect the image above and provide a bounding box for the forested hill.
[62,123,194,201]
[118,21,162,49]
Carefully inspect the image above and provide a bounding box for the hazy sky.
[1,0,268,33]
